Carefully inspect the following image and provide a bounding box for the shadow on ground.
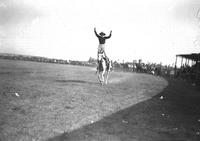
[55,80,99,85]
[48,78,200,141]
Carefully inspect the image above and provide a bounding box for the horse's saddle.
[98,50,104,54]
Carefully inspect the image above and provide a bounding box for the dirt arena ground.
[0,59,200,141]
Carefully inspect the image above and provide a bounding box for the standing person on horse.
[94,27,112,71]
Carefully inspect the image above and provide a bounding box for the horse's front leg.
[101,71,104,85]
[105,71,109,85]
[98,72,104,85]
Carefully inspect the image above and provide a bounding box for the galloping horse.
[97,57,110,85]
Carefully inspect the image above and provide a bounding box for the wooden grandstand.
[175,53,200,85]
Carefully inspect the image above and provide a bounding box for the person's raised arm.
[105,30,112,39]
[94,28,99,37]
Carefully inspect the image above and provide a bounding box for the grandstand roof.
[176,53,200,61]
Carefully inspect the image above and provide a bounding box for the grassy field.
[1,59,198,141]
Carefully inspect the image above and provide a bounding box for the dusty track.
[4,59,199,141]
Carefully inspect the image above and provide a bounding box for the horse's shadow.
[55,80,99,85]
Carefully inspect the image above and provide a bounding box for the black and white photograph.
[0,0,200,140]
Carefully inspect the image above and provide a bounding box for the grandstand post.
[181,57,183,67]
[175,55,178,76]
[195,61,200,85]
[187,59,189,66]
[185,58,188,66]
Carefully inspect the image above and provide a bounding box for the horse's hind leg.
[98,73,103,85]
[101,72,105,85]
[105,62,111,85]
[98,73,101,83]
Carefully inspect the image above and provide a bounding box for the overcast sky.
[0,0,200,65]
